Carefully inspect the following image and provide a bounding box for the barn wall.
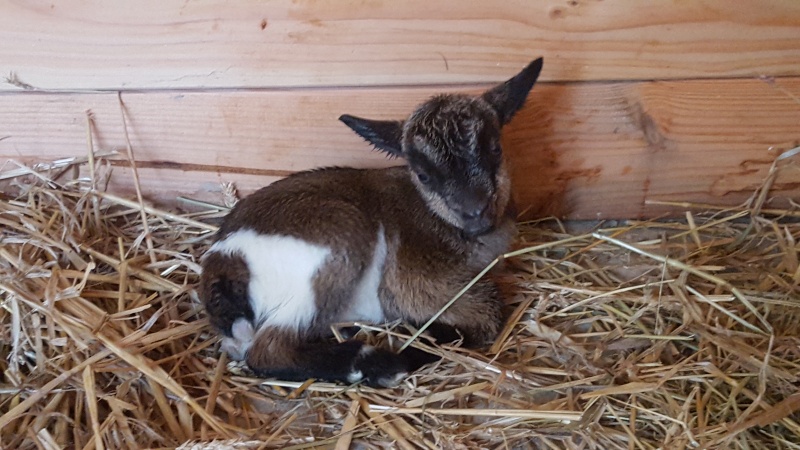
[1,0,799,219]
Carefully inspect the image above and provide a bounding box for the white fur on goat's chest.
[207,228,386,331]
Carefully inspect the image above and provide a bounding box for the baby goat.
[200,58,543,387]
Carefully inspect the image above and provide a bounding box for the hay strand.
[2,149,800,449]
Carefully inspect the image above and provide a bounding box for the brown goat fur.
[200,58,544,387]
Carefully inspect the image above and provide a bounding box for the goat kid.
[200,58,544,387]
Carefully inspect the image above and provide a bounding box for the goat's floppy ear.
[482,57,543,125]
[339,114,404,158]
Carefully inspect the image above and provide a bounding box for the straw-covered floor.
[1,151,799,450]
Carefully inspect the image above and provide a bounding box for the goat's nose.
[461,204,488,220]
[460,203,494,236]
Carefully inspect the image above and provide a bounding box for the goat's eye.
[416,171,431,184]
[490,144,502,156]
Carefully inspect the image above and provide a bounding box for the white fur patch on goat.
[220,318,254,361]
[377,370,408,388]
[341,226,387,324]
[208,229,331,331]
[347,370,364,383]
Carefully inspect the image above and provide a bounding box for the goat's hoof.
[351,345,410,388]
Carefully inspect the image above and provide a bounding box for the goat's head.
[340,58,543,236]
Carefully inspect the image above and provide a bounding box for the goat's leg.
[435,279,505,347]
[401,278,504,348]
[200,252,254,337]
[393,279,504,370]
[245,327,410,388]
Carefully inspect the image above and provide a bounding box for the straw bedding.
[1,152,799,450]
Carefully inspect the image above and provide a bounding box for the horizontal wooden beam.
[1,78,799,219]
[1,0,799,91]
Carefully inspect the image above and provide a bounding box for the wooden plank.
[1,0,799,91]
[97,166,282,210]
[1,78,799,219]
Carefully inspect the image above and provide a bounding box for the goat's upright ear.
[339,114,404,158]
[482,57,543,126]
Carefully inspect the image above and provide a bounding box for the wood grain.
[1,0,799,91]
[1,78,799,219]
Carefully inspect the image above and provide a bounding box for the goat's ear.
[482,57,543,125]
[339,114,404,158]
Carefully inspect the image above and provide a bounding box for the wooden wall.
[1,0,799,219]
